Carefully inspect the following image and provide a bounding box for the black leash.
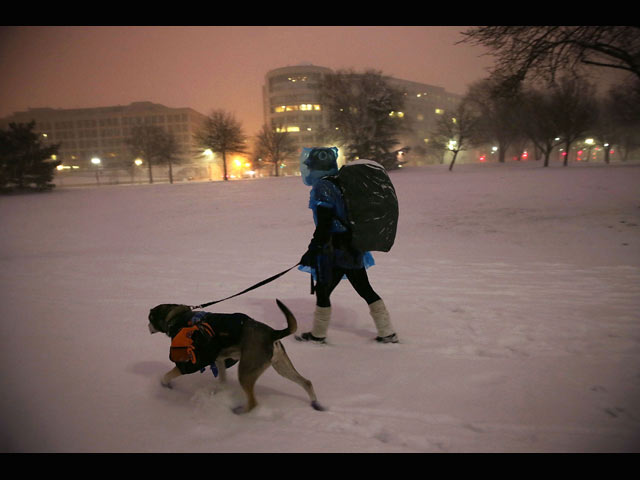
[190,263,300,310]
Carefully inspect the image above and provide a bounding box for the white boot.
[369,299,398,343]
[311,305,331,338]
[296,306,330,343]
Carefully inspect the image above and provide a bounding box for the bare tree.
[319,69,405,168]
[253,124,298,176]
[460,26,640,85]
[518,88,563,167]
[464,77,524,163]
[194,110,247,181]
[514,77,598,167]
[604,79,640,161]
[430,101,480,171]
[160,133,182,183]
[126,125,180,184]
[549,77,598,166]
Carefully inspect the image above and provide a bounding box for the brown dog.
[148,299,324,414]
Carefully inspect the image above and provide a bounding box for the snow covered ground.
[1,161,639,452]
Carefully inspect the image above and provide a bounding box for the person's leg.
[298,267,344,342]
[344,268,381,305]
[315,265,344,306]
[345,268,398,343]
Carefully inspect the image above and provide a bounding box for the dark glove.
[300,243,320,267]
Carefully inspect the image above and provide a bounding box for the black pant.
[315,266,381,308]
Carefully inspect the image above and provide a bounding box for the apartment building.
[0,101,207,170]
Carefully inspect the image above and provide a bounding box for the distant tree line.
[430,75,640,170]
[430,25,640,170]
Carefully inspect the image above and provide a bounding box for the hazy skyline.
[0,26,494,135]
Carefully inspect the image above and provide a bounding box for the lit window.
[275,103,321,113]
[286,126,300,133]
[435,108,444,115]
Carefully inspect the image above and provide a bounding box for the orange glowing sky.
[0,26,494,136]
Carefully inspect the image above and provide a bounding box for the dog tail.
[273,299,297,340]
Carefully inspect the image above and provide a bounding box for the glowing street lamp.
[90,157,102,184]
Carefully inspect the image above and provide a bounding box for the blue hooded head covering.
[300,147,339,186]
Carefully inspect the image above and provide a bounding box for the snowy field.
[1,161,639,453]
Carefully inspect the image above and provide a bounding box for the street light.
[203,149,214,180]
[584,138,595,162]
[91,157,101,185]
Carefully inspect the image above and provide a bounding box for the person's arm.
[301,205,333,266]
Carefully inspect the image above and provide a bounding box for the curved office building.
[262,65,333,174]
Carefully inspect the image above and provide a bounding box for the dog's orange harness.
[169,322,215,364]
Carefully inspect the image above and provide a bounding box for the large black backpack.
[330,159,399,253]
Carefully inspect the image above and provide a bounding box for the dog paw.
[160,378,173,389]
[311,401,326,411]
[232,405,248,415]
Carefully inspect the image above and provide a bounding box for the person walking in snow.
[296,147,398,344]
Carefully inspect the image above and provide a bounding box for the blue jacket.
[299,177,374,278]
